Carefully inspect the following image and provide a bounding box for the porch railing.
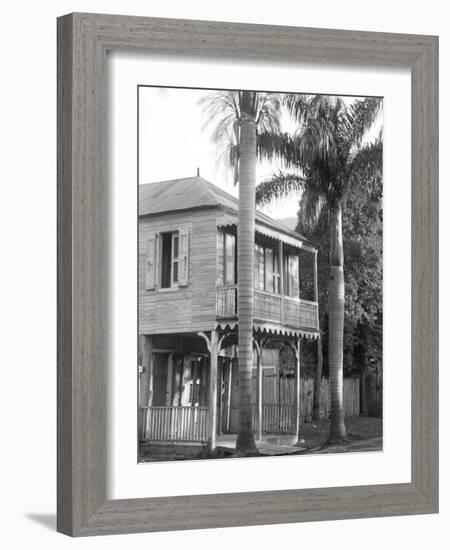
[142,406,210,442]
[216,285,318,330]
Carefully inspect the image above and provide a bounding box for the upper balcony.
[216,221,320,336]
[216,285,319,332]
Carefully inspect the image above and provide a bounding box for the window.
[284,253,300,298]
[265,247,281,293]
[160,231,179,288]
[224,233,236,285]
[254,243,280,293]
[254,244,265,290]
[145,227,189,290]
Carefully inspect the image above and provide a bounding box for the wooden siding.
[139,209,217,334]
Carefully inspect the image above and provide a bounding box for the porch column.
[209,330,219,450]
[254,340,263,442]
[198,330,226,450]
[289,336,302,445]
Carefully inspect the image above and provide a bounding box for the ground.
[297,416,382,453]
[138,416,382,462]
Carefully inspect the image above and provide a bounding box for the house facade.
[138,176,320,449]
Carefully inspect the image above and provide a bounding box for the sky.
[138,87,382,219]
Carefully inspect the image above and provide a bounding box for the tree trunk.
[328,205,347,443]
[236,115,257,455]
[312,334,323,421]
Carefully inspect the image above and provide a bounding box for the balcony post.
[279,240,284,324]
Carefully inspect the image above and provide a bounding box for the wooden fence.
[278,377,361,420]
[251,403,296,434]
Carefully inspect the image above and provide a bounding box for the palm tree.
[200,90,281,454]
[256,95,382,443]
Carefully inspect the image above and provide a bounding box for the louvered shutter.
[178,227,189,287]
[145,232,158,290]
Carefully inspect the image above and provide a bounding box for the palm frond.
[255,172,305,206]
[347,98,382,147]
[199,89,282,184]
[297,184,327,234]
[257,132,298,165]
[346,138,383,200]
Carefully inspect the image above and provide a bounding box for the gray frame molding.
[57,13,438,537]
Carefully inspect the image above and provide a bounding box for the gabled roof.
[139,176,312,246]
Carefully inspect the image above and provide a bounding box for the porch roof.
[216,215,316,253]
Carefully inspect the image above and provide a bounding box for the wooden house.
[138,176,320,449]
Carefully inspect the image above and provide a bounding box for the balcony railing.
[216,285,318,330]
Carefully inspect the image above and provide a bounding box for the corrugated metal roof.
[139,176,312,246]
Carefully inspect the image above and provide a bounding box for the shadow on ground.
[297,416,383,452]
[25,513,56,531]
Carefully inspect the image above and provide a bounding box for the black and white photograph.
[0,0,442,544]
[138,86,383,462]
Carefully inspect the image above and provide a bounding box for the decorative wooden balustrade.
[216,286,318,330]
[142,406,210,442]
[142,403,296,441]
[254,290,282,323]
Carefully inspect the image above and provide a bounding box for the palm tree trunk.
[312,333,323,421]
[236,117,257,455]
[328,205,347,443]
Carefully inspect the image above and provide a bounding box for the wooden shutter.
[145,232,157,290]
[178,227,189,287]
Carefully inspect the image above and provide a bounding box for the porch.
[139,330,310,451]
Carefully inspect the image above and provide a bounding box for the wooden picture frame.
[57,12,438,536]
